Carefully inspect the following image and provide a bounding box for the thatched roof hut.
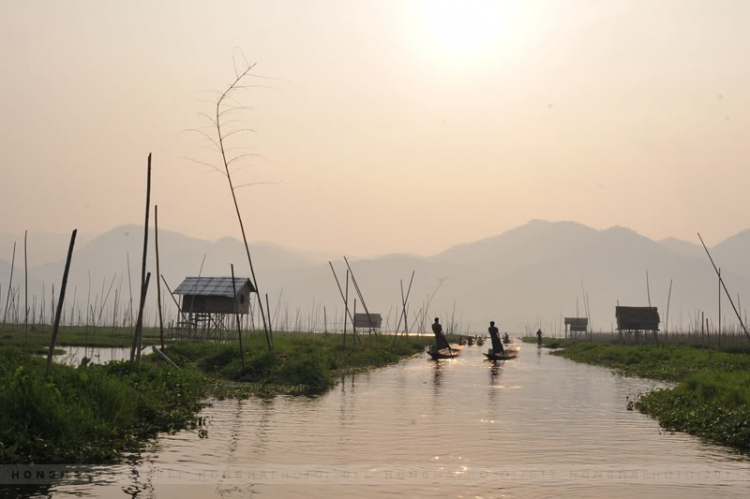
[616,306,660,332]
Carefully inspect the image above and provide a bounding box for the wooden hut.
[616,306,660,341]
[564,317,588,338]
[174,277,255,335]
[353,313,382,329]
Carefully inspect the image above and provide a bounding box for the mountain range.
[0,220,748,334]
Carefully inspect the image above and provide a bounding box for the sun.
[405,0,513,67]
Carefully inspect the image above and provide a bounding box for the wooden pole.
[230,265,245,368]
[45,230,77,375]
[343,269,349,347]
[2,242,16,326]
[155,205,165,350]
[134,153,152,360]
[130,272,151,368]
[698,233,750,340]
[665,279,673,336]
[718,267,721,345]
[152,345,179,369]
[343,256,379,338]
[24,231,28,345]
[329,262,358,342]
[265,293,274,349]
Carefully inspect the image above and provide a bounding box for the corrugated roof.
[173,277,255,297]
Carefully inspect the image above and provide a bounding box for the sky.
[1,0,749,257]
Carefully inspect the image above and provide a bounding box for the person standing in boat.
[488,321,504,354]
[432,317,450,350]
[536,328,543,345]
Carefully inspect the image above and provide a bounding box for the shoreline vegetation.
[0,331,437,464]
[523,336,750,452]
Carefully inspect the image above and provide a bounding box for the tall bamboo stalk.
[46,229,77,375]
[131,154,151,366]
[155,205,165,350]
[2,242,16,326]
[24,231,28,344]
[230,264,244,368]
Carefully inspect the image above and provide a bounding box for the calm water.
[26,343,750,497]
[53,345,132,365]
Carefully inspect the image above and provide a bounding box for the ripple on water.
[43,346,750,498]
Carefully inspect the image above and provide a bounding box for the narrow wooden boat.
[427,344,462,359]
[483,347,520,361]
[476,337,485,346]
[467,337,475,346]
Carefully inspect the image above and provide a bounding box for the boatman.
[536,328,543,345]
[488,321,504,353]
[432,317,450,350]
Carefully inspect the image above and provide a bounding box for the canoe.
[483,347,520,361]
[427,344,463,360]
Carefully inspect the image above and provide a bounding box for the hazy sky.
[1,0,748,257]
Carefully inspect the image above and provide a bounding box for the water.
[27,344,750,497]
[52,345,132,365]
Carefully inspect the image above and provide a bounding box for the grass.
[164,332,437,395]
[521,336,574,349]
[544,340,750,451]
[0,331,437,464]
[0,324,163,350]
[0,346,209,464]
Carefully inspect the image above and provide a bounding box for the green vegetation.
[165,332,436,395]
[0,324,162,350]
[548,341,750,451]
[521,336,574,349]
[0,347,208,464]
[0,332,435,464]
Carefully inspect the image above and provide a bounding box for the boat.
[467,337,475,346]
[427,344,463,360]
[483,346,520,361]
[476,337,485,346]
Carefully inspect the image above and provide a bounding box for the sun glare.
[406,0,512,67]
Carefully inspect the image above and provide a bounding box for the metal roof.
[173,277,255,297]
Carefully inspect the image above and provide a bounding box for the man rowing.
[488,321,504,354]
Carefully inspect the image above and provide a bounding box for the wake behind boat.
[484,346,520,361]
[427,344,464,360]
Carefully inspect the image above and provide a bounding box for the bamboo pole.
[152,345,179,369]
[343,270,349,346]
[698,233,750,340]
[329,262,359,343]
[24,231,28,345]
[155,205,165,350]
[130,272,151,368]
[265,293,274,348]
[230,265,245,367]
[343,256,378,338]
[45,230,77,375]
[2,242,16,326]
[133,154,152,362]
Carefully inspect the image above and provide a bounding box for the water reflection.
[34,345,750,498]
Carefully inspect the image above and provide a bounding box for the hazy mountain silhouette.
[659,237,705,259]
[2,221,749,334]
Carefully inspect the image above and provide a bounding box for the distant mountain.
[659,237,704,260]
[0,231,93,267]
[2,221,749,334]
[712,229,750,278]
